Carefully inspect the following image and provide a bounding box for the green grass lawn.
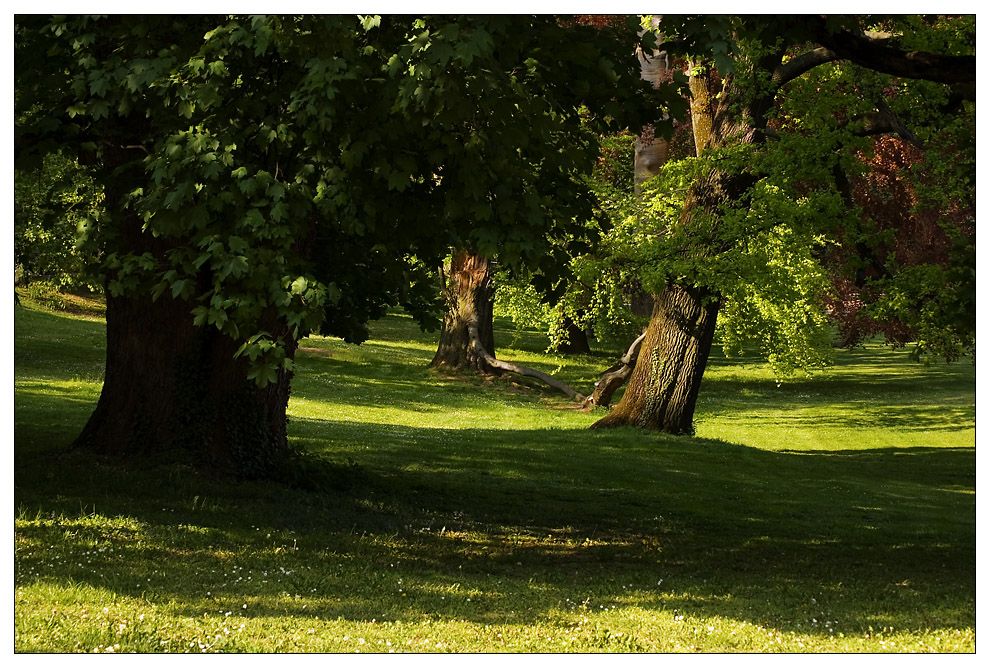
[13,297,976,653]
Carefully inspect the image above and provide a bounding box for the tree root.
[466,323,586,401]
[465,323,646,406]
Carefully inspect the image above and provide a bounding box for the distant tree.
[826,132,975,360]
[14,151,103,290]
[431,251,498,372]
[426,15,678,376]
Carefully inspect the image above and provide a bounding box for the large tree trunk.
[74,289,295,478]
[73,142,295,478]
[592,54,779,434]
[430,250,497,373]
[591,283,719,433]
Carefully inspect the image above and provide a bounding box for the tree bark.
[74,288,295,477]
[552,314,593,354]
[590,283,719,433]
[430,250,588,401]
[72,142,295,478]
[430,250,497,373]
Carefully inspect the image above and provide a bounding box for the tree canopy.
[589,14,975,433]
[15,14,672,386]
[15,14,682,474]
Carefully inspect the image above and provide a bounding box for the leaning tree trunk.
[430,250,497,373]
[590,283,719,433]
[72,143,295,478]
[592,54,779,434]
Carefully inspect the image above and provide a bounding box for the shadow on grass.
[15,417,976,636]
[703,402,975,433]
[14,307,976,639]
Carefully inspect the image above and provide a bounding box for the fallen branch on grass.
[467,322,586,401]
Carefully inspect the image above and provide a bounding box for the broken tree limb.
[581,331,646,410]
[466,322,586,402]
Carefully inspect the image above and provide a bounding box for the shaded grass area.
[14,303,976,652]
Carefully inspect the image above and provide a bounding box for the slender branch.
[774,46,840,87]
[765,98,924,149]
[120,143,151,155]
[854,98,923,149]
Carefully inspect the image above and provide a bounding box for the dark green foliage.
[13,151,103,290]
[15,15,669,385]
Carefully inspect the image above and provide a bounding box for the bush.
[14,151,103,291]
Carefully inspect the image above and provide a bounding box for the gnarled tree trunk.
[592,55,776,434]
[74,287,295,477]
[591,283,719,433]
[430,250,497,373]
[430,250,587,401]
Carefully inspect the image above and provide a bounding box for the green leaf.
[270,201,288,223]
[228,236,249,255]
[247,361,279,387]
[170,279,191,299]
[228,255,249,278]
[290,276,308,295]
[243,208,265,228]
